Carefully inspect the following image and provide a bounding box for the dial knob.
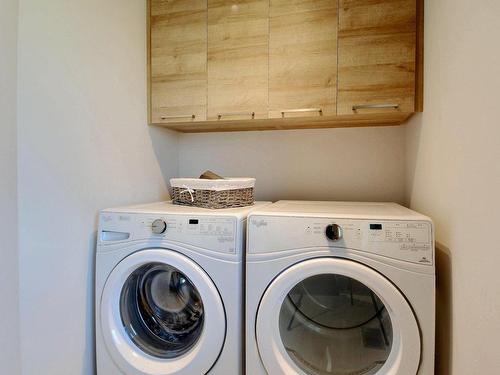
[326,224,343,241]
[152,219,167,234]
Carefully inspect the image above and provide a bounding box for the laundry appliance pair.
[96,200,435,375]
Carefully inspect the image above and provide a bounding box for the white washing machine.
[95,201,269,375]
[246,201,435,375]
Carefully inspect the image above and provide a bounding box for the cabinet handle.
[280,108,323,118]
[352,104,399,111]
[160,114,196,120]
[217,112,255,120]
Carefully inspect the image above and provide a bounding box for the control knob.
[152,219,167,234]
[326,224,343,241]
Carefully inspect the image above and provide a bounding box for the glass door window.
[279,274,392,375]
[101,249,226,375]
[256,258,421,375]
[120,262,205,359]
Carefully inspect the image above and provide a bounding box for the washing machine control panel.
[249,216,433,265]
[99,213,238,254]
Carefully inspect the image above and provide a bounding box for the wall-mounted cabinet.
[337,0,418,115]
[207,0,269,121]
[148,0,422,132]
[149,0,208,124]
[268,0,338,119]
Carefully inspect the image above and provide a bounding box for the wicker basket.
[170,178,255,209]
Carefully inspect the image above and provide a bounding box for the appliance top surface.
[102,200,271,219]
[250,200,431,221]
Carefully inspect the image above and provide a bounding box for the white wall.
[16,1,177,374]
[406,1,500,374]
[0,0,21,373]
[179,126,407,203]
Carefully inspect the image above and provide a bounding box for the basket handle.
[179,185,195,202]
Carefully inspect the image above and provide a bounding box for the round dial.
[151,219,167,234]
[325,224,343,241]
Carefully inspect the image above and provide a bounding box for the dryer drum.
[120,262,205,359]
[287,274,386,330]
[279,273,393,375]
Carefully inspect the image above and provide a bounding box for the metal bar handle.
[160,114,196,120]
[352,103,399,111]
[281,108,323,117]
[217,112,255,120]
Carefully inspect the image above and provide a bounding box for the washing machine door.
[256,258,421,375]
[100,249,226,375]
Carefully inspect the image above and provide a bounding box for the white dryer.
[95,201,269,375]
[246,201,435,375]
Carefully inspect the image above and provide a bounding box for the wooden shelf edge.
[149,113,414,133]
[415,0,424,112]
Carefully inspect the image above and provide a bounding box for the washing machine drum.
[256,258,421,375]
[120,262,204,359]
[100,249,226,375]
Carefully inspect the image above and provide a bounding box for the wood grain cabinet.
[207,0,269,121]
[337,0,418,115]
[268,0,338,119]
[148,0,422,132]
[149,0,208,124]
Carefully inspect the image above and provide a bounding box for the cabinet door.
[150,0,207,124]
[337,0,417,115]
[269,0,338,119]
[207,0,269,121]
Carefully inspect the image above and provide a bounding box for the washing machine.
[246,201,435,375]
[95,200,269,375]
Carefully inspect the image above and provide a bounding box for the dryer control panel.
[98,213,238,254]
[249,216,434,265]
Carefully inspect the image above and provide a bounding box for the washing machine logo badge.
[251,219,268,228]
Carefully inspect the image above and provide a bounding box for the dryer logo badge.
[251,219,268,228]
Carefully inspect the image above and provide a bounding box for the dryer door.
[256,258,420,375]
[101,249,226,375]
